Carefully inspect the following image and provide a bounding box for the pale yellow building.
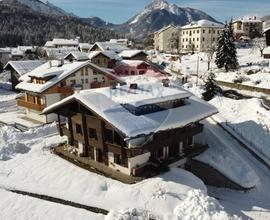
[180,20,224,53]
[154,25,180,52]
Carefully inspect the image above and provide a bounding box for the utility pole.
[196,55,199,86]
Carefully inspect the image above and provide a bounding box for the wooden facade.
[52,99,206,177]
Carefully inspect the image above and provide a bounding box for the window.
[131,71,135,75]
[93,70,97,75]
[203,29,205,33]
[197,30,199,33]
[114,153,122,165]
[70,80,76,86]
[97,59,100,64]
[81,69,84,76]
[94,77,98,82]
[81,79,84,84]
[197,38,199,41]
[213,38,215,41]
[76,124,82,135]
[202,37,205,41]
[125,70,129,75]
[89,128,97,140]
[209,30,211,34]
[85,78,89,84]
[85,69,88,76]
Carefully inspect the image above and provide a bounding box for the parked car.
[222,90,250,100]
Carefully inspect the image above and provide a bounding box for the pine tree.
[202,72,220,101]
[215,21,238,72]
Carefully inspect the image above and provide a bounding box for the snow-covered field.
[0,123,237,220]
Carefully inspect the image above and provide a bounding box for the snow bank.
[174,189,240,220]
[106,190,239,220]
[0,123,62,160]
[196,124,259,188]
[210,97,270,165]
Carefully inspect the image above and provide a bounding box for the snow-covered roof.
[119,50,147,58]
[263,27,270,33]
[16,61,118,93]
[0,48,11,53]
[90,42,128,53]
[44,47,78,60]
[4,60,45,76]
[156,24,176,34]
[88,50,121,60]
[78,43,92,50]
[45,39,79,47]
[263,47,270,55]
[233,18,262,23]
[182,20,224,29]
[109,39,128,44]
[64,51,89,61]
[43,83,218,138]
[44,41,54,47]
[118,60,146,67]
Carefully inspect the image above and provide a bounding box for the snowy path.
[206,119,270,220]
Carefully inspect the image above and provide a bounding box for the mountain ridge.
[86,0,220,39]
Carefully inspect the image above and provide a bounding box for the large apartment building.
[154,20,224,53]
[232,17,263,40]
[180,20,224,53]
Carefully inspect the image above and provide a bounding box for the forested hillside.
[0,0,118,47]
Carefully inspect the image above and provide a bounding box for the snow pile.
[106,190,239,220]
[0,126,29,160]
[174,189,240,220]
[196,124,259,188]
[0,123,62,160]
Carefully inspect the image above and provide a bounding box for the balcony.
[57,86,73,94]
[17,99,45,112]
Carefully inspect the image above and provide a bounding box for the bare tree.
[252,38,267,56]
[205,44,216,70]
[168,34,180,54]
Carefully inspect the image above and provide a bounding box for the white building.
[180,20,224,53]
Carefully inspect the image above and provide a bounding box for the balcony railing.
[17,99,45,112]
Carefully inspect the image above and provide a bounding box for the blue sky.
[49,0,270,24]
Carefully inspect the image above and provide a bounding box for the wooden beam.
[68,114,74,146]
[57,113,63,136]
[81,112,89,157]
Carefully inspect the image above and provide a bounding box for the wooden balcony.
[17,99,45,112]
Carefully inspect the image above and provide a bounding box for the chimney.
[162,79,170,87]
[48,60,52,68]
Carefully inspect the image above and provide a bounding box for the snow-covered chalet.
[43,82,218,178]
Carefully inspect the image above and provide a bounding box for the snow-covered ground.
[196,120,259,189]
[0,89,41,128]
[0,122,238,219]
[210,96,270,166]
[0,189,105,220]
